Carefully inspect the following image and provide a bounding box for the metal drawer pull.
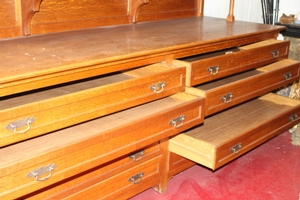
[270,50,279,57]
[230,143,242,154]
[128,172,144,184]
[221,93,233,104]
[150,81,166,93]
[129,150,145,162]
[169,115,186,128]
[207,66,220,75]
[6,117,35,134]
[27,164,57,181]
[289,114,298,121]
[283,72,292,80]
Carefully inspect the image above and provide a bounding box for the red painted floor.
[131,131,300,200]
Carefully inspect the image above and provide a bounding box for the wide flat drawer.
[0,92,204,199]
[173,39,289,86]
[169,93,300,170]
[186,59,300,116]
[23,143,161,200]
[0,62,186,147]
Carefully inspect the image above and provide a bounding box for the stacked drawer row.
[169,39,300,170]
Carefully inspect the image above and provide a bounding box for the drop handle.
[270,50,279,58]
[128,172,144,184]
[283,72,292,80]
[207,66,220,75]
[289,114,298,121]
[230,143,242,154]
[6,117,35,133]
[169,115,186,128]
[149,81,166,93]
[221,93,233,104]
[129,150,145,162]
[27,164,57,181]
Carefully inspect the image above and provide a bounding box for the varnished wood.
[129,0,149,23]
[169,93,300,170]
[21,0,43,35]
[226,0,235,21]
[0,17,285,97]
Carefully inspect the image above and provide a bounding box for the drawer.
[186,59,300,116]
[39,156,162,200]
[169,93,300,170]
[22,143,161,199]
[0,92,204,199]
[172,39,289,86]
[0,62,186,147]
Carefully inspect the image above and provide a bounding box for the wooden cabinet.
[1,0,299,199]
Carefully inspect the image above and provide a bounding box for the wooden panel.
[0,63,186,147]
[30,0,129,34]
[174,39,290,86]
[0,0,22,38]
[169,93,300,170]
[187,59,300,116]
[138,0,199,22]
[0,92,204,199]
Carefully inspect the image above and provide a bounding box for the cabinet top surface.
[0,17,284,90]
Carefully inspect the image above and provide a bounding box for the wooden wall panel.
[0,0,22,38]
[31,0,129,34]
[137,0,200,22]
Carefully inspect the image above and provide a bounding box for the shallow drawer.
[22,143,161,199]
[0,92,204,199]
[0,62,186,147]
[173,39,289,86]
[169,93,300,170]
[40,156,162,200]
[186,59,300,116]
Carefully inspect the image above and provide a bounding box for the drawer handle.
[27,164,57,181]
[150,81,166,93]
[289,114,298,121]
[207,66,220,75]
[221,93,233,104]
[6,117,35,134]
[128,172,144,184]
[270,50,279,58]
[283,72,292,80]
[230,143,242,154]
[169,115,186,128]
[129,150,145,162]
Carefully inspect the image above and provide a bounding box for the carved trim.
[128,0,149,23]
[226,0,235,21]
[21,0,43,36]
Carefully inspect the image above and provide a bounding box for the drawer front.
[45,156,161,200]
[0,93,204,199]
[169,93,300,170]
[22,143,161,200]
[173,39,289,86]
[0,63,186,147]
[189,59,300,116]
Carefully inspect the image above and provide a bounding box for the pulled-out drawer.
[0,62,185,147]
[186,59,300,116]
[173,39,289,86]
[169,93,300,170]
[0,92,204,199]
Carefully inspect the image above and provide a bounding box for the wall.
[204,0,300,23]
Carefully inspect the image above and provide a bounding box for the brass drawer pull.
[289,114,298,121]
[230,143,242,154]
[221,93,233,104]
[129,150,145,162]
[128,172,144,184]
[283,72,292,80]
[150,81,166,93]
[169,115,186,128]
[27,164,57,181]
[270,50,279,58]
[207,66,220,75]
[6,117,35,134]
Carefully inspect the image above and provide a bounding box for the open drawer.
[0,92,204,199]
[186,59,300,116]
[172,39,290,86]
[169,93,300,170]
[0,62,185,147]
